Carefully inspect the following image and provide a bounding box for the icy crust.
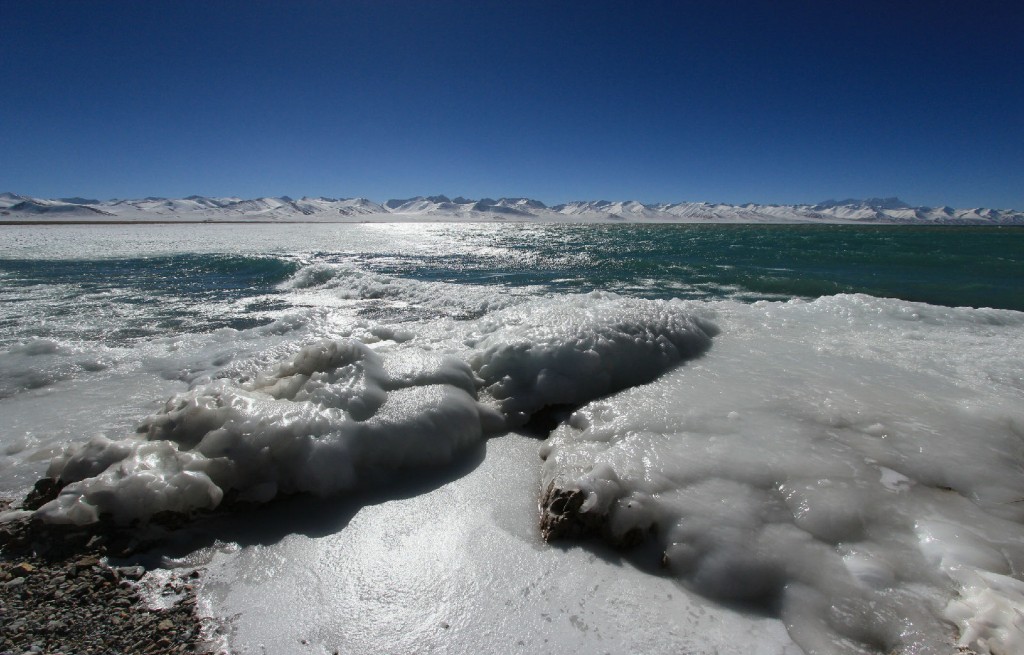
[539,295,1024,655]
[0,338,116,399]
[38,339,499,525]
[945,568,1024,654]
[36,294,717,525]
[467,293,718,426]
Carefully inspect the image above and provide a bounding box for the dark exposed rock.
[20,478,65,511]
[540,480,657,550]
[539,481,606,542]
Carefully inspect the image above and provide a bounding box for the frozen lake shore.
[1,223,1022,653]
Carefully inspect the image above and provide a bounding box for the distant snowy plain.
[0,223,1022,654]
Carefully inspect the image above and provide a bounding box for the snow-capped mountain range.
[2,192,1021,225]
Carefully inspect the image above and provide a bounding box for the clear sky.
[1,1,1022,208]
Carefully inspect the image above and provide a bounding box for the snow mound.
[467,293,717,425]
[38,339,500,525]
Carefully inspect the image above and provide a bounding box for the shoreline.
[0,498,210,655]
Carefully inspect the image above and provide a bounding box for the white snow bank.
[539,295,1024,654]
[467,293,717,425]
[38,339,501,524]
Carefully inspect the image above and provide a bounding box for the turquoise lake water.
[0,223,1021,348]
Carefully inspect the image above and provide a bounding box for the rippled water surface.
[1,223,1020,349]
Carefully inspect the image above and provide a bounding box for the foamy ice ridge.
[36,293,716,525]
[540,294,1024,654]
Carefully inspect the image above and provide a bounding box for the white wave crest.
[281,262,528,317]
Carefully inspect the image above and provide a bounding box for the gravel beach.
[0,496,208,655]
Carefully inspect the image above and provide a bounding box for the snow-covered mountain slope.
[0,192,27,209]
[2,193,1021,224]
[0,194,388,221]
[553,200,666,219]
[1,196,115,217]
[550,199,1024,224]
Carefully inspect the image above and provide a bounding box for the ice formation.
[0,338,112,399]
[539,295,1024,654]
[37,295,717,525]
[38,339,498,524]
[467,293,717,425]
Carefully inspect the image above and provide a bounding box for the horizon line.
[4,192,1020,212]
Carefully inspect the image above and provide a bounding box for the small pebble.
[12,562,35,576]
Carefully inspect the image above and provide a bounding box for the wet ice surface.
[192,435,801,655]
[541,296,1024,654]
[23,292,1024,654]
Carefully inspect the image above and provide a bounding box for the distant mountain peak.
[815,197,910,210]
[59,197,101,205]
[496,197,547,210]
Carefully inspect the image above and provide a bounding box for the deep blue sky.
[2,1,1022,208]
